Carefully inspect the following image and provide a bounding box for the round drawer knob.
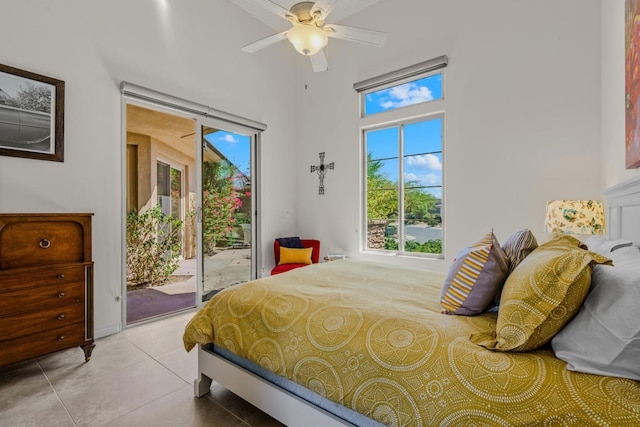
[58,292,66,298]
[57,274,66,279]
[39,238,51,249]
[57,336,66,341]
[57,314,66,320]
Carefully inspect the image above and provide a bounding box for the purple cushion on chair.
[277,237,304,248]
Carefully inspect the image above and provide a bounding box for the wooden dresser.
[0,213,94,366]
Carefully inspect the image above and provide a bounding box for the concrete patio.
[150,248,251,296]
[127,248,252,323]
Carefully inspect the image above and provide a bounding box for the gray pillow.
[551,246,640,380]
[440,231,509,316]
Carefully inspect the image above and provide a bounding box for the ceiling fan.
[241,0,387,72]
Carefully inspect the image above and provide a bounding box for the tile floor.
[0,310,285,427]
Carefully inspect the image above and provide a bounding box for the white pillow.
[551,246,640,380]
[584,235,633,256]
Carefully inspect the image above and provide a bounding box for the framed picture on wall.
[626,0,640,168]
[0,63,64,162]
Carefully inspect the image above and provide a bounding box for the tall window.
[356,56,447,257]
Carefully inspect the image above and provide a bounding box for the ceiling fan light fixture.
[286,23,328,56]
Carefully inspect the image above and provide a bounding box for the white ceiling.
[229,0,384,31]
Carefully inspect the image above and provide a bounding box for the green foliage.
[404,184,439,224]
[405,239,442,254]
[367,181,398,220]
[126,206,183,286]
[384,237,442,254]
[366,153,440,225]
[384,237,399,251]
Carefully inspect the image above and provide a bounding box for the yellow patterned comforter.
[183,259,640,426]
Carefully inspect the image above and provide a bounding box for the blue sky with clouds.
[205,131,251,176]
[365,74,442,115]
[366,73,443,199]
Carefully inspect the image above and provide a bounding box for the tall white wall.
[0,0,609,336]
[0,0,298,337]
[601,0,640,187]
[295,0,603,272]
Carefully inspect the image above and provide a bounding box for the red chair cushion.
[271,239,320,275]
[271,263,309,275]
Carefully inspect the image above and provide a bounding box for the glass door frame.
[195,116,260,297]
[121,90,262,328]
[121,97,199,326]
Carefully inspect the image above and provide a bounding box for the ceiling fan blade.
[241,30,288,53]
[310,0,339,21]
[310,49,328,72]
[323,24,387,47]
[248,0,297,22]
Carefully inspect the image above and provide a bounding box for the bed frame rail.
[194,345,355,427]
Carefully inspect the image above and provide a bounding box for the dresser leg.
[81,341,96,362]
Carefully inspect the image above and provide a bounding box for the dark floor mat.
[127,288,196,323]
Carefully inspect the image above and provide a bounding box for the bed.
[183,180,640,426]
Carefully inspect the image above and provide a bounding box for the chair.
[271,239,320,275]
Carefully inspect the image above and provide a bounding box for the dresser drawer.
[0,220,85,270]
[0,281,85,317]
[0,265,87,293]
[0,303,85,341]
[0,323,86,366]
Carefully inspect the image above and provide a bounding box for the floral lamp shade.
[544,200,606,235]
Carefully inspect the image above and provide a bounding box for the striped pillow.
[440,231,509,316]
[489,229,540,310]
[502,229,538,274]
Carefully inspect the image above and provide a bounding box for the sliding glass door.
[123,84,263,325]
[200,124,254,301]
[125,103,198,324]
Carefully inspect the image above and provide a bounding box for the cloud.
[219,133,238,143]
[405,173,441,186]
[378,82,434,109]
[406,154,442,171]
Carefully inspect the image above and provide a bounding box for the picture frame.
[0,63,64,162]
[626,0,640,168]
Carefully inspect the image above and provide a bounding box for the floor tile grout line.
[124,335,187,361]
[37,359,79,427]
[202,393,255,427]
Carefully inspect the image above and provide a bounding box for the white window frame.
[356,57,447,258]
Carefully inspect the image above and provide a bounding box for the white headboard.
[604,176,640,245]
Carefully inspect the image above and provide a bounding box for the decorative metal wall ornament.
[310,152,334,195]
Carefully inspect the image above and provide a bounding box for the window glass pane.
[157,161,170,213]
[205,131,251,186]
[404,118,442,254]
[367,188,398,250]
[367,157,398,186]
[365,73,442,116]
[366,123,399,251]
[404,152,442,188]
[170,168,182,220]
[202,130,252,253]
[404,118,442,156]
[403,187,442,254]
[366,127,398,160]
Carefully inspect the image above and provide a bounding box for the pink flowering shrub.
[202,160,247,254]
